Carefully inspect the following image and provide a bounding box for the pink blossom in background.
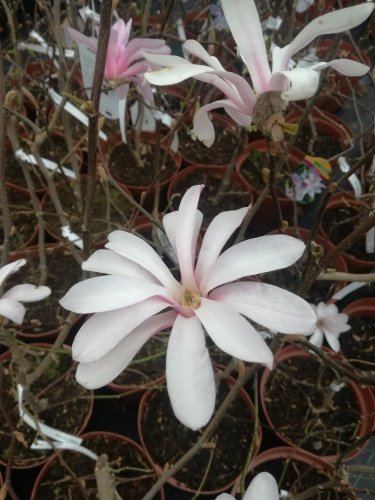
[60,186,316,430]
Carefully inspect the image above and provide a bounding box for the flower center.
[182,290,201,309]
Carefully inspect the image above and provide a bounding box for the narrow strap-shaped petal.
[163,209,203,262]
[82,248,157,282]
[144,56,215,85]
[166,314,216,430]
[183,39,225,70]
[105,230,182,297]
[221,0,271,94]
[308,327,323,348]
[243,472,279,500]
[0,298,25,324]
[210,282,316,334]
[324,330,341,353]
[127,38,170,65]
[3,284,51,302]
[67,27,98,52]
[118,90,128,143]
[72,297,171,362]
[195,298,273,368]
[0,259,26,287]
[75,310,176,389]
[195,207,248,284]
[310,59,370,76]
[224,106,252,127]
[274,3,375,72]
[201,235,305,294]
[173,185,203,290]
[59,275,173,313]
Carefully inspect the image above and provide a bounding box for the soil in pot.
[108,141,178,188]
[321,205,375,262]
[263,355,362,457]
[0,344,92,467]
[294,126,345,159]
[1,189,37,251]
[43,180,134,245]
[140,380,256,493]
[33,433,162,499]
[244,454,349,499]
[109,333,168,391]
[170,168,250,230]
[178,121,241,166]
[341,316,375,371]
[39,132,79,167]
[7,248,82,337]
[5,153,47,192]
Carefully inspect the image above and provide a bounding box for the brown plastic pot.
[319,192,375,273]
[231,446,356,498]
[260,345,375,463]
[138,372,262,495]
[236,139,305,232]
[30,431,164,499]
[0,343,93,469]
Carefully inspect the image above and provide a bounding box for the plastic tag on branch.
[366,226,375,254]
[76,43,120,120]
[79,5,101,24]
[48,89,108,141]
[296,0,314,13]
[130,101,157,132]
[330,380,346,392]
[14,149,76,179]
[332,282,366,301]
[17,384,98,460]
[61,225,84,249]
[338,156,362,198]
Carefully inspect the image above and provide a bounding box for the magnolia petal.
[193,99,240,147]
[183,39,225,71]
[67,27,98,52]
[221,0,271,94]
[195,298,273,368]
[166,314,216,430]
[244,472,279,500]
[308,327,323,348]
[195,207,248,284]
[270,68,320,101]
[224,106,252,127]
[324,330,341,353]
[163,209,203,264]
[276,3,375,71]
[173,185,203,290]
[322,314,351,335]
[311,58,370,77]
[72,297,170,362]
[118,91,128,143]
[3,284,51,302]
[316,302,338,319]
[76,310,176,389]
[127,38,170,65]
[0,259,26,287]
[201,235,305,294]
[216,495,234,500]
[82,249,157,283]
[144,58,214,86]
[60,275,173,313]
[105,230,182,296]
[0,298,25,324]
[210,282,316,334]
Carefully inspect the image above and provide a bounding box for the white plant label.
[338,156,362,198]
[15,148,76,179]
[365,226,375,254]
[61,225,84,249]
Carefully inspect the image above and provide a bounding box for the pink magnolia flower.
[308,302,351,352]
[144,1,374,145]
[216,471,279,500]
[60,185,316,430]
[0,260,51,324]
[68,18,170,141]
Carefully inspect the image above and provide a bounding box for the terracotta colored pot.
[236,139,305,232]
[260,345,375,462]
[267,226,348,300]
[231,446,356,498]
[319,192,375,273]
[285,107,353,166]
[167,164,253,230]
[30,431,164,499]
[107,132,182,201]
[342,298,375,372]
[0,344,93,469]
[138,373,262,495]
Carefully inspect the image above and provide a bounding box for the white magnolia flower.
[216,471,279,499]
[0,259,51,324]
[308,302,350,352]
[144,1,374,145]
[60,185,316,430]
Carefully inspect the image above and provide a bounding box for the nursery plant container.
[260,345,375,463]
[30,431,164,499]
[138,371,261,495]
[0,343,93,469]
